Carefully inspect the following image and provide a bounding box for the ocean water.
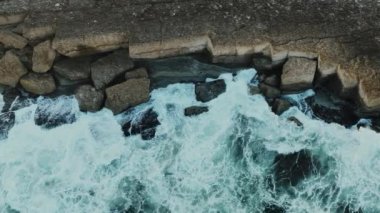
[0,69,380,213]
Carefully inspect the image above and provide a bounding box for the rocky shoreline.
[0,0,379,137]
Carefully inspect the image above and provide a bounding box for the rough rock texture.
[259,83,281,99]
[0,30,27,49]
[195,79,226,102]
[0,51,28,87]
[122,108,160,140]
[184,106,209,117]
[54,56,91,80]
[272,98,292,115]
[105,78,150,114]
[32,40,56,73]
[125,67,148,80]
[75,85,104,112]
[281,57,317,92]
[0,14,26,26]
[91,49,134,89]
[20,72,56,95]
[0,111,15,140]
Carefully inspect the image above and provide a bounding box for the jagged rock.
[54,56,91,81]
[125,67,148,80]
[105,78,150,114]
[75,85,104,112]
[0,30,27,49]
[20,72,56,95]
[122,108,160,140]
[195,79,226,102]
[32,40,56,73]
[0,51,28,87]
[184,106,208,117]
[287,116,303,127]
[91,49,134,89]
[273,149,320,187]
[259,83,281,99]
[281,57,317,92]
[0,112,15,140]
[249,85,260,95]
[34,97,77,129]
[272,98,292,115]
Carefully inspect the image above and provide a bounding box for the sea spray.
[0,69,380,212]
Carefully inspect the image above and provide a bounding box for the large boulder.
[184,106,209,117]
[53,56,91,81]
[0,30,28,49]
[32,40,56,73]
[281,57,317,92]
[122,108,160,140]
[358,77,380,113]
[20,72,56,95]
[195,79,226,102]
[91,49,134,89]
[105,78,150,114]
[0,112,15,140]
[0,51,28,87]
[75,85,104,112]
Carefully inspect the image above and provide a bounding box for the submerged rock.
[34,97,77,129]
[75,85,104,112]
[273,149,320,187]
[105,78,150,114]
[184,106,208,116]
[287,116,303,127]
[195,79,226,102]
[122,108,160,140]
[281,57,317,92]
[272,98,292,115]
[20,72,56,95]
[0,112,15,140]
[91,49,134,89]
[53,56,91,81]
[263,203,286,213]
[0,51,28,87]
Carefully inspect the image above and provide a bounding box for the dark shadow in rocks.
[0,111,15,140]
[263,203,286,213]
[195,79,226,102]
[1,87,35,112]
[122,108,160,140]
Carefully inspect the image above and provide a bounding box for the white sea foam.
[0,69,380,212]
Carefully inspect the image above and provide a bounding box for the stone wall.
[0,0,379,113]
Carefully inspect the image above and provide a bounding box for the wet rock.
[336,203,363,213]
[195,79,226,102]
[249,84,260,95]
[0,51,28,87]
[75,85,104,112]
[264,75,280,87]
[372,118,380,133]
[272,98,292,115]
[91,49,134,89]
[0,112,15,140]
[259,83,281,99]
[32,40,56,73]
[287,116,303,127]
[125,67,149,80]
[53,56,91,81]
[20,72,56,95]
[34,97,77,129]
[281,57,317,92]
[1,87,34,112]
[105,78,150,114]
[122,108,160,140]
[263,203,286,213]
[273,149,320,187]
[0,30,27,49]
[184,106,208,117]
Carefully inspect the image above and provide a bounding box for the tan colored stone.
[317,57,338,81]
[0,51,28,87]
[32,40,56,73]
[335,67,358,96]
[105,78,150,114]
[20,72,56,95]
[0,14,26,26]
[23,25,55,41]
[125,67,148,80]
[0,30,27,49]
[358,76,380,112]
[75,85,104,112]
[288,51,319,59]
[281,57,317,92]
